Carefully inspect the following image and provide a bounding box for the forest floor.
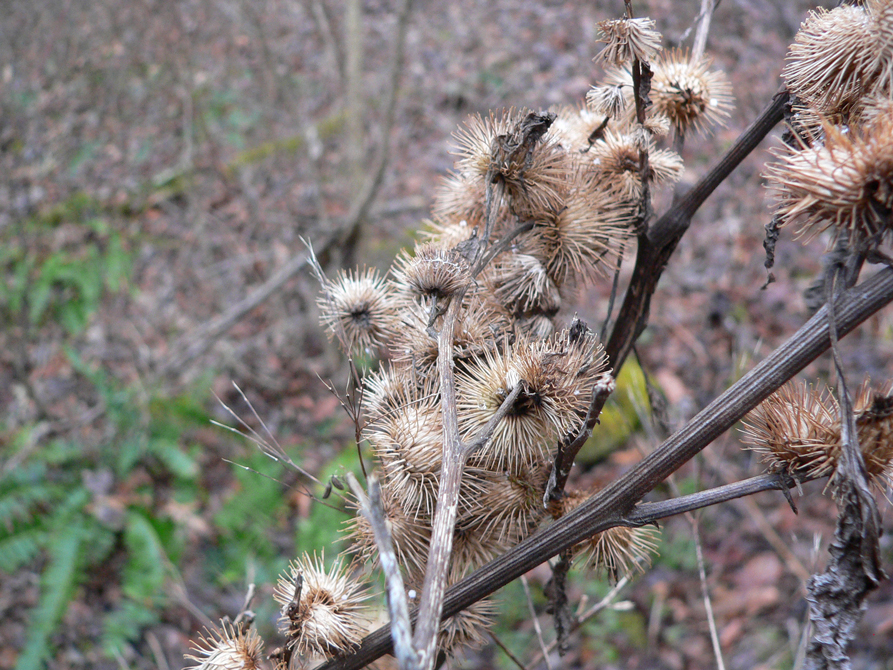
[2,1,893,669]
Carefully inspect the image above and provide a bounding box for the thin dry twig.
[521,574,553,670]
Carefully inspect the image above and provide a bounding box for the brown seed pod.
[765,115,893,245]
[362,363,438,428]
[273,553,371,659]
[437,597,499,657]
[586,84,629,120]
[391,243,472,308]
[650,48,734,138]
[418,216,477,251]
[854,380,893,487]
[595,17,662,67]
[389,288,512,380]
[782,4,873,116]
[431,171,490,231]
[561,490,659,579]
[454,109,572,218]
[482,236,563,315]
[549,104,613,150]
[867,0,893,97]
[589,128,684,200]
[457,462,550,545]
[317,267,396,354]
[740,381,840,479]
[743,379,893,489]
[539,174,632,288]
[367,402,444,518]
[456,342,556,474]
[184,622,264,670]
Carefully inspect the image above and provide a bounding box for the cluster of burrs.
[185,12,737,669]
[765,0,893,247]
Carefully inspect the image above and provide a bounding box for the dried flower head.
[431,171,490,230]
[765,116,893,245]
[458,463,549,545]
[740,381,840,479]
[650,49,734,138]
[853,379,893,486]
[362,364,438,427]
[867,0,893,96]
[454,109,570,217]
[367,402,444,518]
[419,216,477,251]
[782,4,874,116]
[596,17,662,67]
[392,243,472,307]
[318,267,396,353]
[589,129,684,200]
[539,178,632,287]
[549,105,612,150]
[587,84,629,120]
[562,490,659,579]
[456,343,556,474]
[484,241,562,315]
[389,291,511,378]
[184,622,263,670]
[273,553,371,659]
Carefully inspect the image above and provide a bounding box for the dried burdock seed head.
[454,109,571,218]
[587,84,629,120]
[362,364,438,428]
[389,291,511,378]
[650,48,734,138]
[514,313,556,339]
[589,129,684,200]
[456,343,555,474]
[437,597,499,657]
[539,176,631,287]
[742,379,893,489]
[854,379,893,487]
[458,463,549,545]
[184,622,263,670]
[867,0,893,96]
[740,381,840,479]
[596,17,662,67]
[317,267,396,354]
[546,321,612,422]
[483,242,562,315]
[782,4,873,116]
[431,172,489,230]
[561,491,659,580]
[367,402,444,518]
[765,116,893,245]
[858,94,893,132]
[549,104,612,151]
[273,553,371,659]
[392,243,472,306]
[344,484,432,579]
